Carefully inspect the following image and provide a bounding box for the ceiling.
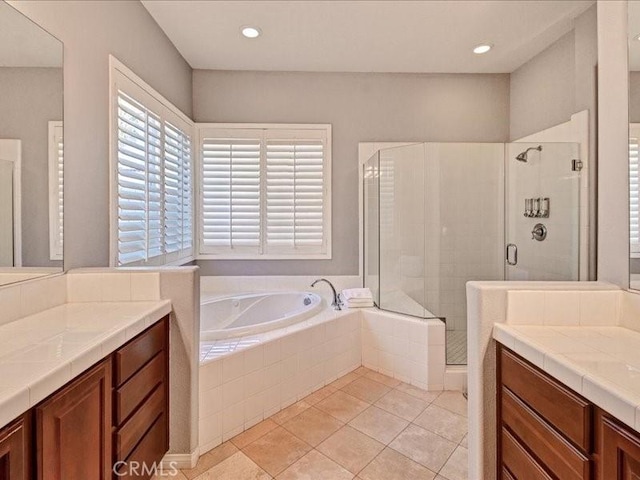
[142,0,594,74]
[0,1,62,68]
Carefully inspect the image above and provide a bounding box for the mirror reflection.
[0,1,63,286]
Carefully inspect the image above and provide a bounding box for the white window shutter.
[200,137,261,253]
[265,140,325,253]
[48,121,63,260]
[631,126,640,255]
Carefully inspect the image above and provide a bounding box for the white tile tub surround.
[197,304,447,455]
[198,311,362,453]
[466,281,623,480]
[361,309,445,390]
[200,275,361,302]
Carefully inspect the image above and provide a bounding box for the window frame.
[108,56,195,267]
[196,123,332,260]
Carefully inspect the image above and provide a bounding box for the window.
[48,121,63,261]
[110,57,194,266]
[198,124,331,259]
[631,124,640,258]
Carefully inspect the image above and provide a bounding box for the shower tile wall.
[424,144,505,333]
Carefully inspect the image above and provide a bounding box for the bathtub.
[200,291,323,340]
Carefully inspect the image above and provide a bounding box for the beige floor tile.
[153,470,188,480]
[375,389,429,421]
[342,377,392,404]
[317,426,385,474]
[413,404,467,444]
[329,371,360,389]
[282,406,344,446]
[348,406,409,444]
[358,448,436,480]
[316,391,370,423]
[389,424,457,472]
[231,419,279,449]
[364,371,401,388]
[271,401,311,425]
[181,442,239,479]
[243,427,312,476]
[303,385,337,405]
[353,366,373,376]
[394,383,441,403]
[276,450,354,480]
[438,446,468,480]
[432,391,468,417]
[192,451,270,480]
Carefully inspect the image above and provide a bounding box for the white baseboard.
[162,449,200,469]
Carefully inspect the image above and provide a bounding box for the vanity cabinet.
[0,414,31,480]
[36,360,112,480]
[599,411,640,480]
[0,316,169,480]
[498,344,640,480]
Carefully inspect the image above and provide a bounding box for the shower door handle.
[506,244,518,266]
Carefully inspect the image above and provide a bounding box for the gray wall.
[9,0,193,269]
[0,67,62,267]
[509,5,598,279]
[193,70,510,276]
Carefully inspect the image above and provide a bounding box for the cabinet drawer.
[115,384,165,463]
[500,347,592,451]
[115,318,167,387]
[114,413,168,480]
[502,427,552,480]
[115,352,165,426]
[502,387,590,480]
[0,414,31,480]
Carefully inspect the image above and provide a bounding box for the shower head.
[516,145,542,162]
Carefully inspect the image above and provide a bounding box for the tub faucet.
[311,278,342,310]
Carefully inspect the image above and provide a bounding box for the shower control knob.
[531,223,547,241]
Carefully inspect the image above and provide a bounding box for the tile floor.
[159,367,468,480]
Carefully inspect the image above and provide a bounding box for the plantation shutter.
[163,121,193,258]
[265,138,326,254]
[200,134,261,253]
[631,125,640,255]
[48,122,63,260]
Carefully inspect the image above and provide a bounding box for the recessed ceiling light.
[241,26,261,39]
[473,44,493,54]
[635,34,640,41]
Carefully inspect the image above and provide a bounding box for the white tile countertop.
[494,323,640,433]
[0,300,171,428]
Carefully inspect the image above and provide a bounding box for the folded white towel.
[342,288,373,301]
[343,296,374,308]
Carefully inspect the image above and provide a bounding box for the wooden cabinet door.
[36,359,112,480]
[600,413,640,480]
[0,414,31,480]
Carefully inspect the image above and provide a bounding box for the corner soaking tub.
[200,291,323,340]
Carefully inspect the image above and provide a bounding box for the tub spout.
[311,278,342,311]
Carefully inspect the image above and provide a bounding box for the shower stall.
[363,142,581,364]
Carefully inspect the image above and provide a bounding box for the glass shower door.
[505,142,581,280]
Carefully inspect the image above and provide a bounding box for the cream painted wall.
[192,70,510,275]
[7,0,193,269]
[0,67,62,267]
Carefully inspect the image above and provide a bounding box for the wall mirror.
[631,1,640,290]
[0,1,63,287]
